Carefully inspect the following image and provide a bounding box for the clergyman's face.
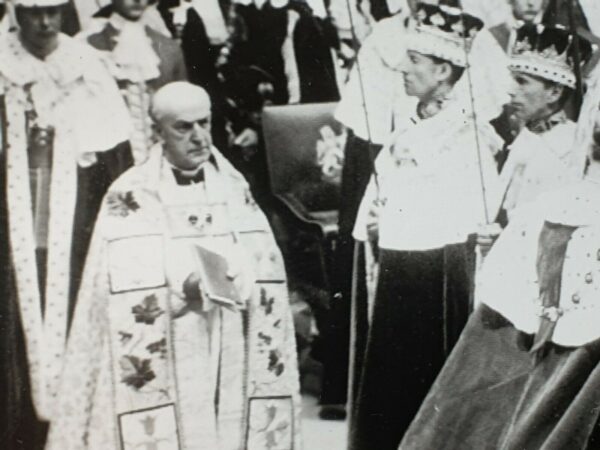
[508,71,558,123]
[16,6,62,54]
[112,0,148,21]
[159,102,213,171]
[510,0,545,22]
[401,50,441,100]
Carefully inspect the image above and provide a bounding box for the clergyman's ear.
[151,121,162,141]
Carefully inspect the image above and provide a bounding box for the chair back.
[262,102,344,214]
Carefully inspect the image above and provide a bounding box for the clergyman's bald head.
[151,82,211,125]
[151,82,213,170]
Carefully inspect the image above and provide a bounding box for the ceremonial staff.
[455,1,494,347]
[342,0,381,422]
[343,0,380,195]
[456,0,491,224]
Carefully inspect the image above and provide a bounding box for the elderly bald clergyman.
[46,82,302,450]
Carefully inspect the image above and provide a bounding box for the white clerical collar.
[164,154,218,176]
[167,160,203,178]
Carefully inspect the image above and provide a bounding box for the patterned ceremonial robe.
[349,95,503,450]
[333,22,509,413]
[0,31,132,448]
[400,179,600,450]
[353,93,505,311]
[481,179,600,345]
[85,15,187,164]
[45,145,302,450]
[499,111,579,220]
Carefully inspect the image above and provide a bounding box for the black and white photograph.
[1,0,600,448]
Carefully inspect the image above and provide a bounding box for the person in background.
[215,0,340,208]
[349,4,503,449]
[0,0,132,446]
[322,1,416,420]
[84,0,187,164]
[226,0,339,105]
[90,0,228,152]
[490,0,548,52]
[327,0,508,421]
[89,0,172,37]
[489,0,596,147]
[486,23,593,240]
[399,61,600,450]
[156,0,224,90]
[500,24,592,215]
[45,82,302,450]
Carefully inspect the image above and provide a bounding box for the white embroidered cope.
[0,31,131,419]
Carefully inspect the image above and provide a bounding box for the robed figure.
[0,0,132,447]
[349,4,505,449]
[399,61,600,447]
[84,0,187,164]
[332,1,509,419]
[45,83,302,450]
[228,0,339,105]
[497,23,593,221]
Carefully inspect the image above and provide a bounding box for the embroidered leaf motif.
[132,294,164,325]
[119,331,133,345]
[260,288,275,315]
[266,405,277,421]
[258,332,272,346]
[260,406,289,449]
[315,125,345,184]
[120,355,156,389]
[265,420,290,449]
[146,337,167,359]
[268,349,284,376]
[107,191,140,217]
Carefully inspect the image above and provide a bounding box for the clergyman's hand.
[183,272,203,305]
